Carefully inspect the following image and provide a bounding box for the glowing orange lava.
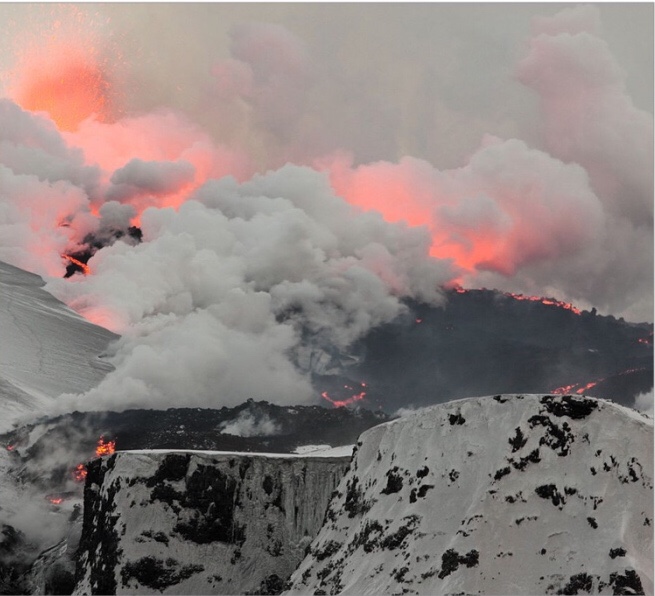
[6,8,114,131]
[72,436,115,483]
[551,367,648,396]
[575,381,598,395]
[96,436,116,457]
[48,496,64,505]
[62,255,90,275]
[551,384,579,395]
[6,445,15,452]
[15,59,109,131]
[73,463,87,482]
[452,286,581,315]
[321,382,367,408]
[504,292,581,315]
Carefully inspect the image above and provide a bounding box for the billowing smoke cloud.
[513,4,654,321]
[107,158,196,202]
[199,21,315,167]
[219,411,280,438]
[517,5,653,224]
[224,22,311,137]
[0,92,452,411]
[0,100,100,276]
[47,164,450,412]
[634,389,654,418]
[0,4,651,414]
[322,136,605,277]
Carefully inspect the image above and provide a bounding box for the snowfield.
[0,260,117,431]
[286,394,653,595]
[123,445,355,458]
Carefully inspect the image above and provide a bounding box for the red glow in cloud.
[6,11,114,131]
[320,152,511,277]
[13,54,110,132]
[3,10,253,244]
[321,382,368,408]
[4,9,599,293]
[65,114,252,226]
[320,137,603,284]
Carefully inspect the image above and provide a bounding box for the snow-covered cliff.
[286,394,653,595]
[74,449,351,595]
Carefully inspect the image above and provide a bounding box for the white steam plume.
[43,164,451,412]
[219,411,280,438]
[0,4,651,415]
[634,390,654,419]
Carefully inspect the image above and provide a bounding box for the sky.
[0,2,652,412]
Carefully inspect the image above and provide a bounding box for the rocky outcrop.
[285,394,653,595]
[74,450,350,595]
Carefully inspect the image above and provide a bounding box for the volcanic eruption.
[0,3,651,417]
[0,6,651,595]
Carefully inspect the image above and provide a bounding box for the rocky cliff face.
[74,450,351,595]
[286,394,653,595]
[72,395,653,596]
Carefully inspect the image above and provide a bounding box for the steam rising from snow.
[634,390,654,418]
[219,411,281,437]
[0,4,651,412]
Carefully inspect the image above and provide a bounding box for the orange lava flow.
[551,383,580,395]
[62,255,90,275]
[452,286,581,316]
[575,381,598,395]
[551,367,648,396]
[73,463,87,482]
[504,292,581,315]
[48,496,64,505]
[321,382,367,408]
[96,436,116,457]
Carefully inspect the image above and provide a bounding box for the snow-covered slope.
[286,394,653,595]
[74,450,351,595]
[0,260,117,430]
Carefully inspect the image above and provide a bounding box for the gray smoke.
[0,4,651,415]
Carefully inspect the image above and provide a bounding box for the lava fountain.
[5,9,115,131]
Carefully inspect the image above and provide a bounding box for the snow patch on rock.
[286,394,653,595]
[74,450,351,595]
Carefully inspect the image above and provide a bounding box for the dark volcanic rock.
[74,451,350,595]
[330,291,653,411]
